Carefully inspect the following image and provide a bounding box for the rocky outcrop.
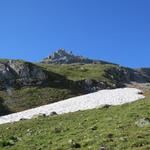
[0,60,48,89]
[133,68,150,82]
[104,67,131,86]
[41,48,113,64]
[76,79,115,92]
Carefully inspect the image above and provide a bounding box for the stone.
[32,113,46,119]
[90,125,98,130]
[19,118,28,121]
[99,146,108,150]
[135,118,150,127]
[50,111,57,116]
[98,104,111,109]
[68,139,81,148]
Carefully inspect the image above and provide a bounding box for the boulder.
[135,118,150,127]
[50,111,57,116]
[32,113,46,119]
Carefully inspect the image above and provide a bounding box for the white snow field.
[0,88,145,125]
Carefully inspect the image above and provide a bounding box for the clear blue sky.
[0,0,149,68]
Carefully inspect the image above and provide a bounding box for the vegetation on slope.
[39,63,131,88]
[0,87,78,113]
[39,63,118,81]
[0,62,126,115]
[0,93,149,150]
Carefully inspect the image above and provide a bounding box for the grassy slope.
[0,93,149,150]
[39,63,117,82]
[0,63,120,114]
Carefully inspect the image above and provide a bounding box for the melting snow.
[0,88,145,125]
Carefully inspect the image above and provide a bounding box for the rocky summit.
[41,48,112,64]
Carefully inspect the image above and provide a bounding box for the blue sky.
[0,0,149,68]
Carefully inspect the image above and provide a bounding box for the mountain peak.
[49,48,73,59]
[41,48,91,64]
[41,49,112,65]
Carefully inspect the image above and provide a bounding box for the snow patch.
[0,88,145,125]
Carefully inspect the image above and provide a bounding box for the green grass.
[0,93,149,150]
[39,63,118,82]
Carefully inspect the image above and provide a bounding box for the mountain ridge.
[41,48,117,65]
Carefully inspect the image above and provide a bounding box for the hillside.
[0,50,149,150]
[0,92,149,150]
[0,59,81,115]
[0,50,149,116]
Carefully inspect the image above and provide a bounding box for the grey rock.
[99,146,108,150]
[135,118,150,127]
[50,111,57,116]
[19,118,28,121]
[98,104,111,109]
[0,63,16,81]
[32,113,46,119]
[8,60,47,81]
[0,60,48,89]
[68,139,81,148]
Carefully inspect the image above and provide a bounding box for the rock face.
[41,48,112,64]
[76,79,114,92]
[104,67,131,86]
[0,60,48,89]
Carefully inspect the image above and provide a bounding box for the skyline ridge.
[0,48,149,68]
